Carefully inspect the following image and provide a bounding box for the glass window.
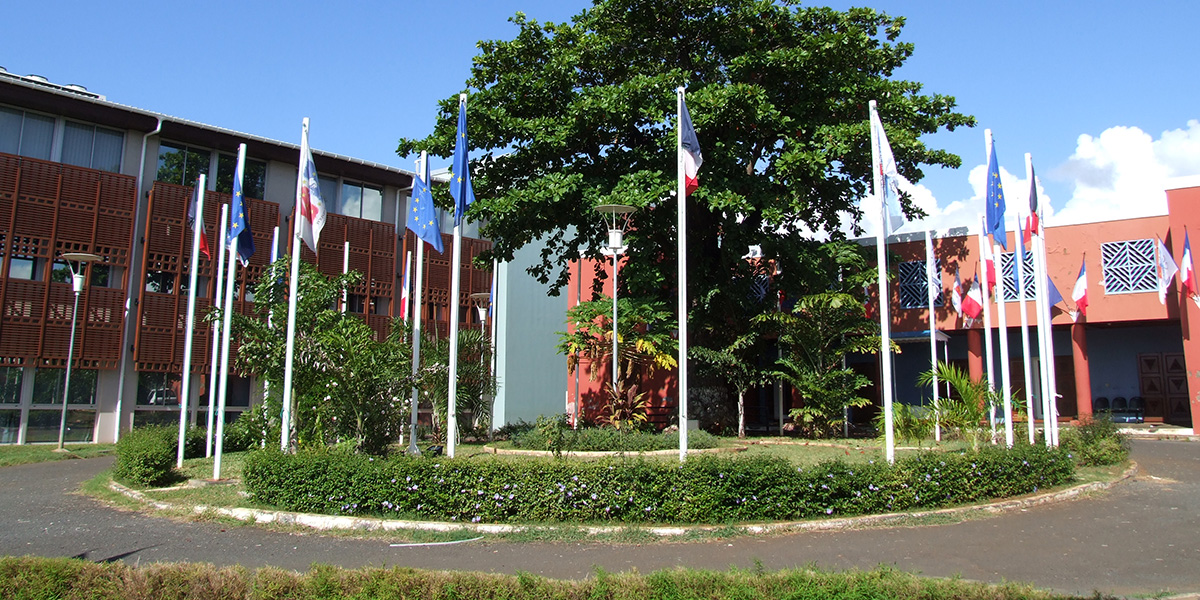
[132,410,178,427]
[50,260,72,284]
[0,409,18,443]
[215,153,267,199]
[15,111,53,160]
[0,367,22,404]
[347,294,366,314]
[144,270,176,294]
[318,176,338,211]
[0,106,21,155]
[136,371,180,406]
[25,409,95,443]
[340,181,382,221]
[226,375,251,408]
[61,121,123,172]
[999,252,1039,301]
[156,142,209,185]
[32,367,97,405]
[90,264,113,288]
[8,256,39,280]
[898,260,943,309]
[1100,239,1156,294]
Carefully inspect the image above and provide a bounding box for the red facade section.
[0,153,135,369]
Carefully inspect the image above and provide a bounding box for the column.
[1072,320,1092,419]
[968,329,983,382]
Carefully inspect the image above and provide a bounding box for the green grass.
[0,443,115,468]
[0,556,1099,599]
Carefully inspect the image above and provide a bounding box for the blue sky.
[6,1,1199,234]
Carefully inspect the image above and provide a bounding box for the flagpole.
[447,228,462,458]
[1016,210,1035,445]
[677,87,690,462]
[488,257,499,438]
[205,204,228,458]
[985,131,1014,448]
[342,240,350,312]
[177,173,205,468]
[977,216,996,436]
[925,228,940,442]
[408,152,429,456]
[868,101,895,464]
[280,119,311,453]
[262,226,279,415]
[213,144,246,480]
[1044,242,1060,447]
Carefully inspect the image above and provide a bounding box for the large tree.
[398,0,973,352]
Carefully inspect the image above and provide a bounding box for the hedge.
[112,425,204,488]
[243,444,1073,524]
[511,427,719,452]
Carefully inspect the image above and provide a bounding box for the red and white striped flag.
[679,95,702,195]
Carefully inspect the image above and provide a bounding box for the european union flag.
[449,96,475,227]
[985,140,1007,250]
[227,151,255,265]
[408,154,444,254]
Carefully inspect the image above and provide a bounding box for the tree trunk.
[738,389,746,439]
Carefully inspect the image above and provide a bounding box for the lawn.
[0,442,115,468]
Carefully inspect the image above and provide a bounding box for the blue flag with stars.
[227,154,255,265]
[449,97,475,227]
[408,155,444,254]
[985,140,1007,250]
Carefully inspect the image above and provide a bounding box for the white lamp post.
[57,252,101,451]
[595,205,635,393]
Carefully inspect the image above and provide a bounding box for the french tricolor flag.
[680,95,702,195]
[1182,230,1197,299]
[1072,258,1088,320]
[961,274,984,320]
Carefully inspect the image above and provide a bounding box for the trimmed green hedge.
[243,444,1073,524]
[112,425,204,488]
[511,427,719,452]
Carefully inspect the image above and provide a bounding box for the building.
[0,70,493,444]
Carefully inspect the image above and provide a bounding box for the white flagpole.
[926,229,940,442]
[402,251,412,322]
[408,152,428,456]
[214,144,246,480]
[869,101,895,464]
[262,226,279,415]
[205,204,228,458]
[677,87,690,462]
[177,173,206,468]
[342,240,350,312]
[986,130,1014,448]
[488,258,499,437]
[977,216,996,437]
[447,229,462,458]
[1017,210,1035,445]
[281,119,311,453]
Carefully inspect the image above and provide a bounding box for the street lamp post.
[595,205,635,394]
[57,252,101,451]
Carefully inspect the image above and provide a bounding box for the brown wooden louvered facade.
[401,229,493,338]
[0,153,135,370]
[134,182,278,373]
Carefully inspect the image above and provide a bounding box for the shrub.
[113,426,177,487]
[1060,415,1130,466]
[511,425,719,453]
[243,443,1073,525]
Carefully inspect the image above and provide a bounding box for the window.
[7,256,41,280]
[144,270,176,294]
[0,367,22,404]
[156,142,209,185]
[25,409,94,443]
[0,106,54,160]
[1101,239,1156,294]
[136,372,180,406]
[319,176,338,209]
[999,252,1039,301]
[32,367,97,405]
[347,294,366,314]
[61,121,123,172]
[340,181,382,221]
[898,260,943,309]
[215,153,267,199]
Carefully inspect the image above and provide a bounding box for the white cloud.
[1051,120,1200,225]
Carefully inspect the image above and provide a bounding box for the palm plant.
[916,362,993,451]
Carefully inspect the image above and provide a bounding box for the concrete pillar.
[968,329,983,382]
[1072,320,1092,419]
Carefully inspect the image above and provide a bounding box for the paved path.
[1,440,1197,598]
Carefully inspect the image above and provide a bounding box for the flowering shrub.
[243,443,1073,525]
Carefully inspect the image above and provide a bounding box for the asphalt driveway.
[1,439,1196,597]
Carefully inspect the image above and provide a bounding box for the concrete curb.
[486,445,743,457]
[107,461,1138,539]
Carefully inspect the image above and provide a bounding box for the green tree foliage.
[398,0,973,353]
[916,362,993,451]
[421,328,499,439]
[758,290,882,438]
[557,296,677,385]
[691,325,771,438]
[225,257,416,455]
